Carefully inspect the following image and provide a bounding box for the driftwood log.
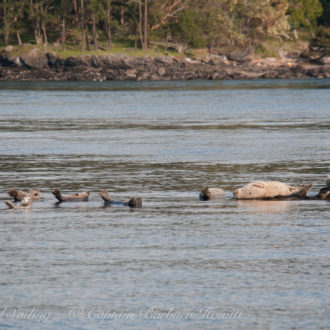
[99,190,142,208]
[8,188,40,202]
[52,189,90,203]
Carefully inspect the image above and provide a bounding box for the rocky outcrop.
[0,49,329,81]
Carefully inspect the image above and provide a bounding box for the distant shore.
[0,48,329,81]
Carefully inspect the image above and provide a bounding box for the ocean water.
[0,79,329,329]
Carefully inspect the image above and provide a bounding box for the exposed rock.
[4,45,13,52]
[226,52,251,63]
[46,52,63,68]
[0,52,329,81]
[20,48,48,69]
[319,56,330,65]
[157,67,166,77]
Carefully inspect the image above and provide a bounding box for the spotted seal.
[199,187,225,201]
[99,190,142,208]
[233,181,311,200]
[52,189,90,203]
[5,196,32,209]
[8,189,40,202]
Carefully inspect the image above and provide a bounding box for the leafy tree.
[288,0,323,28]
[173,9,206,47]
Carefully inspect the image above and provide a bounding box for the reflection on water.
[0,78,330,91]
[236,199,294,214]
[0,79,329,329]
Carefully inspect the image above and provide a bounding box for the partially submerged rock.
[233,181,312,200]
[52,189,89,203]
[99,190,142,208]
[199,187,225,201]
[8,188,40,202]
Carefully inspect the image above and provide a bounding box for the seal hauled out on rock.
[52,189,90,203]
[99,190,142,208]
[233,181,312,200]
[200,187,225,201]
[8,188,40,202]
[5,196,32,209]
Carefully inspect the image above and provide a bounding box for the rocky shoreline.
[0,49,329,81]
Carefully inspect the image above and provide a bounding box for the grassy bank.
[1,27,329,60]
[1,41,183,59]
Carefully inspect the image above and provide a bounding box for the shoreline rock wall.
[0,50,329,81]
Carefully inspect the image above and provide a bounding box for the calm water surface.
[0,79,329,329]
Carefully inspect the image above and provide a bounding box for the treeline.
[0,0,329,52]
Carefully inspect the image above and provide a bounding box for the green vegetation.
[0,0,329,58]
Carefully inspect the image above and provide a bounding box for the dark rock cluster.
[0,49,329,81]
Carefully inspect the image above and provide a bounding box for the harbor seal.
[315,187,330,200]
[233,181,311,200]
[8,188,40,202]
[199,187,225,201]
[314,175,330,200]
[99,190,142,208]
[52,189,90,203]
[5,196,32,209]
